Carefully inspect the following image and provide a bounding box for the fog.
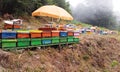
[70,0,120,30]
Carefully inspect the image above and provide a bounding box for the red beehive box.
[38,28,57,31]
[4,24,20,29]
[68,31,74,36]
[52,31,59,37]
[17,30,30,38]
[30,30,42,38]
[42,31,51,38]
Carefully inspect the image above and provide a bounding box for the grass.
[25,67,46,72]
[111,60,119,67]
[27,50,33,56]
[103,69,110,72]
[82,54,90,61]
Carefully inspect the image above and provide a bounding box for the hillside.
[0,35,120,72]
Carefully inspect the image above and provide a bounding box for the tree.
[0,0,71,16]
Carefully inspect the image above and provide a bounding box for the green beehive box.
[52,37,59,44]
[67,36,74,43]
[2,39,17,48]
[67,36,74,38]
[17,38,30,47]
[60,37,67,43]
[31,38,41,46]
[17,38,30,41]
[74,38,79,42]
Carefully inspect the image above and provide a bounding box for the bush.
[111,60,119,67]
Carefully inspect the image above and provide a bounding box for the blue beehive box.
[42,38,51,45]
[60,31,67,37]
[2,30,16,39]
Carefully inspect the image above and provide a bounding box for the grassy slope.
[0,17,120,72]
[0,35,120,72]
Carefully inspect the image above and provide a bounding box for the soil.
[0,35,120,72]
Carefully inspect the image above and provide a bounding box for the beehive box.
[42,38,51,45]
[2,39,17,48]
[74,31,79,36]
[17,38,30,47]
[67,36,74,42]
[74,38,79,42]
[52,31,59,37]
[86,30,92,35]
[60,31,67,37]
[2,30,16,39]
[52,37,59,44]
[30,30,42,38]
[60,37,67,43]
[17,30,30,38]
[42,31,51,38]
[68,31,74,36]
[31,38,41,46]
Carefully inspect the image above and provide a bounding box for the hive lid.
[2,39,17,42]
[52,30,60,32]
[17,30,29,33]
[30,30,42,33]
[2,30,16,33]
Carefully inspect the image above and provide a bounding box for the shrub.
[111,60,119,67]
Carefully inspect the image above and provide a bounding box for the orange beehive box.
[17,30,30,38]
[30,30,42,38]
[52,31,59,37]
[17,33,29,38]
[42,31,51,38]
[68,31,74,36]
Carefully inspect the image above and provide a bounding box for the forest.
[0,0,119,30]
[0,0,70,16]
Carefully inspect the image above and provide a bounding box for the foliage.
[111,60,119,67]
[0,0,71,16]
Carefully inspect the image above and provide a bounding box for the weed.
[28,51,33,56]
[14,61,21,68]
[25,67,31,72]
[103,69,109,72]
[111,60,119,67]
[82,54,89,61]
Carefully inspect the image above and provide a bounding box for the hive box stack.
[74,31,80,43]
[4,19,22,30]
[67,31,74,43]
[51,30,60,44]
[41,31,52,45]
[1,30,17,49]
[59,31,67,43]
[17,30,30,48]
[30,30,42,46]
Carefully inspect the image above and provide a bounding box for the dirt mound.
[0,35,120,72]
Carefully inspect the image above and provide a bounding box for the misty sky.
[66,0,120,12]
